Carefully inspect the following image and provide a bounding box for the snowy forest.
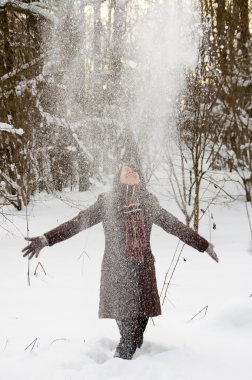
[1,0,251,224]
[0,0,252,379]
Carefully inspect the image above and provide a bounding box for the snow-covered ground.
[0,189,251,380]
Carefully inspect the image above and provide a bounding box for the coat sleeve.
[44,194,104,246]
[150,194,209,252]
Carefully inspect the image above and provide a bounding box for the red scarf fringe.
[123,185,147,263]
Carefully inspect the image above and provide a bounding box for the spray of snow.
[43,0,201,175]
[126,0,201,154]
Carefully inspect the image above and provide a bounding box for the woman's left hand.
[205,243,219,263]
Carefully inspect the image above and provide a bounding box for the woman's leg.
[136,317,148,348]
[114,317,148,359]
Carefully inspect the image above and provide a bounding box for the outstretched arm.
[22,194,104,259]
[151,195,218,261]
[44,194,103,246]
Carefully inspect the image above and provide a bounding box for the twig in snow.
[25,197,31,286]
[77,249,90,275]
[77,250,90,260]
[0,221,18,236]
[244,202,252,236]
[190,305,208,321]
[34,262,46,276]
[208,209,212,242]
[0,212,24,237]
[161,243,185,307]
[159,240,181,300]
[3,338,8,351]
[203,177,236,201]
[27,260,31,287]
[25,338,38,351]
[166,297,177,310]
[50,338,70,345]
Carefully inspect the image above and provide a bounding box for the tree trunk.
[193,179,200,232]
[1,8,14,74]
[93,2,102,72]
[216,0,227,74]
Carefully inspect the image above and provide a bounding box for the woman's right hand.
[22,236,48,260]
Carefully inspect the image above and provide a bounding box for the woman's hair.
[112,162,147,194]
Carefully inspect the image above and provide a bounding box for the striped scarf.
[122,185,147,263]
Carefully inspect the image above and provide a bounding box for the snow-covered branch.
[0,171,21,192]
[0,1,57,23]
[0,122,24,135]
[0,55,45,83]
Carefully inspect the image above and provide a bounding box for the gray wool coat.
[44,191,209,320]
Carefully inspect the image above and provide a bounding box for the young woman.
[22,163,218,360]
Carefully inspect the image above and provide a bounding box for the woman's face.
[119,165,140,186]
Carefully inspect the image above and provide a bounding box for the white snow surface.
[0,122,24,135]
[0,189,251,380]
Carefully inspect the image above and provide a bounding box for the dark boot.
[114,337,136,360]
[114,317,148,360]
[136,317,148,348]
